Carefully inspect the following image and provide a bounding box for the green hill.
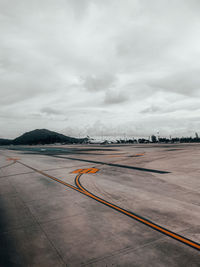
[0,129,87,145]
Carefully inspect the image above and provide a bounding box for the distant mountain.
[0,138,12,145]
[0,129,88,145]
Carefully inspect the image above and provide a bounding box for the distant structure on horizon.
[0,129,200,146]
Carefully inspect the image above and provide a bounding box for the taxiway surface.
[0,143,200,266]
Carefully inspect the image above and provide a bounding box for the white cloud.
[0,0,200,138]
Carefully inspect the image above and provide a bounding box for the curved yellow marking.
[73,168,99,174]
[17,161,200,251]
[76,172,200,251]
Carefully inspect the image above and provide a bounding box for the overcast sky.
[0,0,200,139]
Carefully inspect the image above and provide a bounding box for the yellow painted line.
[7,158,20,161]
[75,175,200,251]
[72,168,84,174]
[75,175,87,193]
[72,168,99,174]
[89,168,99,174]
[17,161,83,193]
[17,161,200,251]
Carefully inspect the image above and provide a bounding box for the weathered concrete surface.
[0,143,200,266]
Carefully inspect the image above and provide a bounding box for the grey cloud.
[141,100,200,115]
[67,0,92,18]
[104,89,129,105]
[151,69,200,96]
[141,105,162,114]
[0,0,200,138]
[81,74,116,92]
[40,107,62,115]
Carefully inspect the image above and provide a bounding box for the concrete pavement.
[0,143,200,266]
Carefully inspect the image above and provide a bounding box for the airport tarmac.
[0,143,200,266]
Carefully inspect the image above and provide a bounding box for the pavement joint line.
[38,212,86,225]
[42,154,170,174]
[0,171,35,178]
[0,161,16,169]
[8,167,67,266]
[0,164,95,179]
[81,236,171,266]
[0,223,42,235]
[16,160,200,252]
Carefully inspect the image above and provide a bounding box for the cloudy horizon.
[1,0,200,139]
